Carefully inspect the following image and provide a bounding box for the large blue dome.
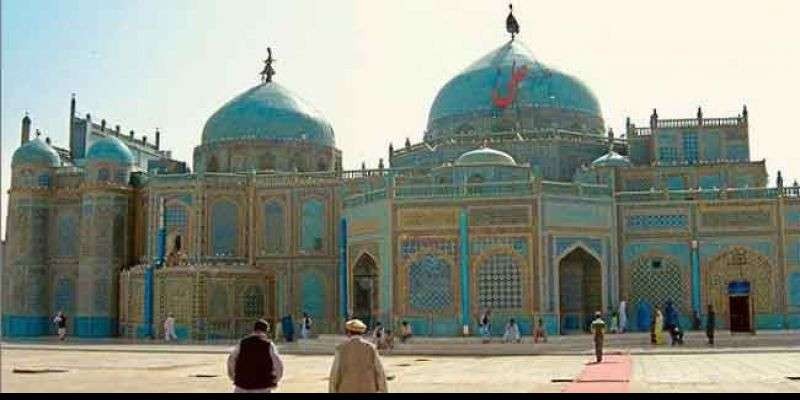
[12,138,61,167]
[201,82,335,147]
[86,136,135,166]
[427,40,603,139]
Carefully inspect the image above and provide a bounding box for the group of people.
[648,303,717,347]
[268,312,315,343]
[227,318,388,393]
[479,309,548,344]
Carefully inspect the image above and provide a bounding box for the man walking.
[329,319,388,393]
[164,313,178,342]
[227,319,284,393]
[706,304,716,346]
[591,311,606,363]
[301,312,313,339]
[53,311,67,341]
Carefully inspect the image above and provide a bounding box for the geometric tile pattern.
[300,199,324,252]
[211,200,237,256]
[264,201,285,254]
[555,237,603,260]
[471,236,527,256]
[629,256,688,314]
[626,214,688,231]
[409,255,453,312]
[400,238,457,259]
[478,254,522,310]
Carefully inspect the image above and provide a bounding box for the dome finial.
[506,3,520,41]
[260,46,276,84]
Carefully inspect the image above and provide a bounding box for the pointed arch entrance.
[353,253,379,328]
[559,247,602,333]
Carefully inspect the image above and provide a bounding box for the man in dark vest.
[227,319,284,393]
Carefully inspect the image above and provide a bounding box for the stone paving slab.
[3,346,800,392]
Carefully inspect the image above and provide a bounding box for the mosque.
[3,7,800,339]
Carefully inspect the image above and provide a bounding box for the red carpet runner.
[561,353,632,393]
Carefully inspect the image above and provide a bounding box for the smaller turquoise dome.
[86,136,135,166]
[12,138,61,167]
[202,82,335,147]
[455,147,517,166]
[592,151,631,168]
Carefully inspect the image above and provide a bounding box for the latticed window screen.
[165,206,187,230]
[408,255,453,312]
[683,133,698,164]
[630,257,687,313]
[658,147,678,163]
[243,286,264,317]
[98,168,110,182]
[478,254,522,309]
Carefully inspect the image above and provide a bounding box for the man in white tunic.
[618,300,627,333]
[163,313,178,342]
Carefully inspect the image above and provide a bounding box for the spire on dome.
[506,4,520,40]
[260,46,276,84]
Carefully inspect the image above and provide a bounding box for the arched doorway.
[559,247,602,333]
[353,254,379,328]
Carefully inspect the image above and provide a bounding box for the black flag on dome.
[506,4,520,40]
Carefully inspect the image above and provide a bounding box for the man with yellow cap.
[328,319,388,393]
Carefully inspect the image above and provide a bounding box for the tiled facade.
[3,11,800,340]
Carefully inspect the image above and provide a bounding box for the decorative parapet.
[343,180,612,207]
[391,128,627,158]
[616,186,788,203]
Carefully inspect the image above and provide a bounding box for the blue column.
[339,218,348,320]
[144,201,166,339]
[459,209,470,332]
[691,241,701,313]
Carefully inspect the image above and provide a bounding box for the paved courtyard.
[2,344,799,392]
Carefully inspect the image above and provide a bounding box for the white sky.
[2,0,800,238]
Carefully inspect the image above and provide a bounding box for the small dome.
[455,147,517,166]
[12,138,61,167]
[202,82,335,147]
[86,136,135,166]
[591,151,632,168]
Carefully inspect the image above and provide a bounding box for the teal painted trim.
[754,314,785,330]
[786,314,800,329]
[541,314,559,336]
[75,317,117,338]
[459,209,470,330]
[175,325,190,340]
[1,315,49,337]
[136,324,151,338]
[339,218,348,319]
[691,245,701,312]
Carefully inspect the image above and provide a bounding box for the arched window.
[300,199,324,252]
[97,168,110,182]
[211,200,238,256]
[263,201,285,254]
[408,255,453,312]
[37,174,50,187]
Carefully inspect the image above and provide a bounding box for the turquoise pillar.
[459,209,470,332]
[339,218,348,319]
[691,241,701,312]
